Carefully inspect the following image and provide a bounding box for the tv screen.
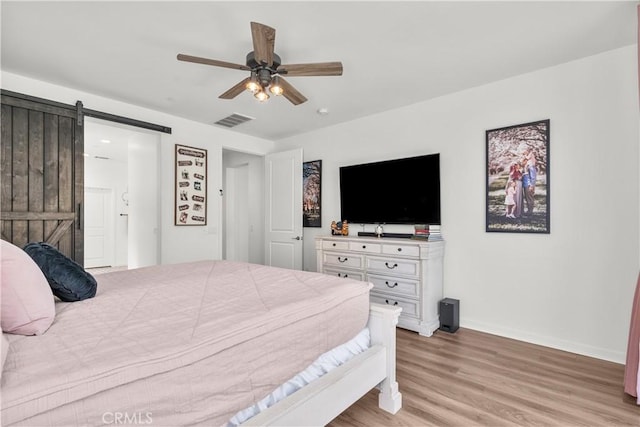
[339,153,440,225]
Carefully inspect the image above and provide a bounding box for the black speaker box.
[439,298,459,333]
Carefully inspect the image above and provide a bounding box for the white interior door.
[265,148,303,270]
[84,187,114,268]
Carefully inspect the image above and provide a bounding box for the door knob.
[291,236,302,240]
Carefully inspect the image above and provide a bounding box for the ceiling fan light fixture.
[178,22,342,106]
[257,68,272,87]
[246,72,260,93]
[269,75,284,96]
[254,90,270,102]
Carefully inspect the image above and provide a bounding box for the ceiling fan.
[177,22,343,105]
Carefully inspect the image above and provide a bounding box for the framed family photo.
[303,160,322,227]
[175,144,207,226]
[486,119,550,234]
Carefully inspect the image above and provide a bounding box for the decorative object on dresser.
[316,235,445,337]
[341,220,349,236]
[330,220,347,235]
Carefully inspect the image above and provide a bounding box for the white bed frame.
[243,303,402,426]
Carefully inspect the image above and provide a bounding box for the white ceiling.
[1,1,637,141]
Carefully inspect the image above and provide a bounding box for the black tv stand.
[357,231,413,239]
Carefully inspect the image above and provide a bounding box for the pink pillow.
[1,240,55,335]
[1,333,8,377]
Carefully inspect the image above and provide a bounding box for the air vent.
[214,113,254,128]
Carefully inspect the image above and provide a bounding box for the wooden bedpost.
[368,303,402,414]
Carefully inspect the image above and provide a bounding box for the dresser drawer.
[323,268,365,281]
[368,274,420,298]
[323,252,364,269]
[370,293,419,318]
[349,241,381,254]
[382,243,420,257]
[366,256,419,277]
[323,240,349,251]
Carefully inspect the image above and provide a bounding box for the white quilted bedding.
[1,260,371,426]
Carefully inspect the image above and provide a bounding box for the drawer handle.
[385,299,399,306]
[385,262,398,269]
[332,243,337,247]
[385,281,398,288]
[338,273,348,278]
[338,256,348,263]
[397,247,402,252]
[362,245,367,249]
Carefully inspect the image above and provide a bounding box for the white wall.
[1,71,276,265]
[127,130,160,268]
[278,45,640,363]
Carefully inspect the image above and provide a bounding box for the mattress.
[1,260,371,426]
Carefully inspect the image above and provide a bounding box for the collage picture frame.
[175,144,207,226]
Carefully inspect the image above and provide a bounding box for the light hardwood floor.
[329,328,640,426]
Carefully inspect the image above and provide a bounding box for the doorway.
[222,149,264,264]
[84,118,160,269]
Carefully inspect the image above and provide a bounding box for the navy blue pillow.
[23,242,97,302]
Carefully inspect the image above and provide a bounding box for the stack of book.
[413,224,430,240]
[427,225,442,241]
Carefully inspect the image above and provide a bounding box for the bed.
[1,257,402,426]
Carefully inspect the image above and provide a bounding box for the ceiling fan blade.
[250,22,275,66]
[278,62,343,77]
[277,77,307,105]
[219,78,250,99]
[177,54,250,71]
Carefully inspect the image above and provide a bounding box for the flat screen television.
[339,153,440,225]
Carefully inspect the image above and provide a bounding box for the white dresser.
[315,235,445,337]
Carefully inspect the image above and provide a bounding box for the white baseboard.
[461,319,626,364]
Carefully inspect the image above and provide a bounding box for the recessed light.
[100,139,111,144]
[317,108,329,116]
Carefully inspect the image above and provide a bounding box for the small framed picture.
[303,160,322,227]
[175,144,207,225]
[486,119,550,233]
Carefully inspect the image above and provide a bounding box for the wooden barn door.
[1,91,85,264]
